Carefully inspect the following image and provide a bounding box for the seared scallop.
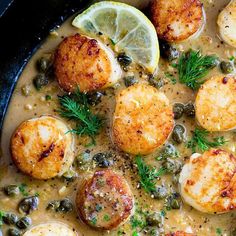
[217,0,236,48]
[76,169,134,230]
[23,222,77,236]
[166,232,195,236]
[150,0,204,42]
[112,84,174,155]
[196,76,236,131]
[179,149,236,214]
[11,116,74,180]
[54,33,121,92]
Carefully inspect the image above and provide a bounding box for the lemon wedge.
[72,1,159,73]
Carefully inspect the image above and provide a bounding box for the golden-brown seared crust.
[196,76,236,131]
[150,0,203,42]
[179,149,236,214]
[76,169,134,230]
[112,84,174,155]
[166,232,195,236]
[11,116,74,180]
[54,33,118,92]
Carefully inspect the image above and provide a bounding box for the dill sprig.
[177,50,218,90]
[187,127,226,153]
[57,90,102,142]
[135,155,166,193]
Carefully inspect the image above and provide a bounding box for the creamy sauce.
[0,0,236,235]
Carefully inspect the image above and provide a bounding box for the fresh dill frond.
[57,90,102,142]
[177,50,218,90]
[187,127,226,153]
[135,155,166,193]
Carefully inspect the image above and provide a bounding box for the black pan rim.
[0,0,93,135]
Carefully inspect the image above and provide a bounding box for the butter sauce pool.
[0,0,236,235]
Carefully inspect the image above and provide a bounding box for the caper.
[7,228,21,236]
[165,193,181,210]
[152,186,168,199]
[36,57,51,73]
[4,185,20,197]
[184,102,195,117]
[159,40,179,61]
[220,61,234,74]
[173,103,184,119]
[172,173,180,185]
[87,91,104,106]
[123,76,138,87]
[163,158,182,174]
[33,73,49,91]
[3,213,18,225]
[148,75,164,89]
[57,198,73,213]
[172,124,185,144]
[16,216,31,229]
[18,196,39,214]
[171,198,181,209]
[157,143,179,161]
[93,152,113,168]
[146,212,163,227]
[46,200,61,211]
[117,53,132,67]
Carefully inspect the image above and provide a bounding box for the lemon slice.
[72,1,159,73]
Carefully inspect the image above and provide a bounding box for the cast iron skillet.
[0,0,92,132]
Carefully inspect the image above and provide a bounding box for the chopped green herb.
[135,155,166,193]
[90,217,97,225]
[187,128,227,153]
[216,228,222,235]
[117,230,125,236]
[45,95,52,101]
[109,38,116,45]
[130,207,148,230]
[132,231,139,236]
[103,214,110,221]
[177,50,218,90]
[0,211,5,227]
[57,89,102,144]
[165,72,177,84]
[229,56,235,61]
[19,183,29,197]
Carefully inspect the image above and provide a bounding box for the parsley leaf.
[135,155,166,193]
[57,90,102,143]
[187,128,226,153]
[177,50,218,90]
